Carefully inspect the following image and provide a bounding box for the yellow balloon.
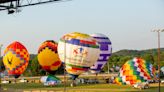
[3,41,29,78]
[38,40,61,74]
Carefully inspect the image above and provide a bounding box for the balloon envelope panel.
[115,57,156,85]
[3,41,29,78]
[58,32,100,75]
[90,33,112,73]
[38,40,61,74]
[40,75,60,83]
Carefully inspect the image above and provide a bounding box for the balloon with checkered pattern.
[3,41,30,78]
[58,32,100,80]
[37,40,62,74]
[115,57,156,85]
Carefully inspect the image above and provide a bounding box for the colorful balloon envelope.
[115,57,156,85]
[3,41,30,78]
[58,32,100,79]
[40,75,61,84]
[90,33,112,74]
[38,40,61,74]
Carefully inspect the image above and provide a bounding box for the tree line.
[0,48,164,76]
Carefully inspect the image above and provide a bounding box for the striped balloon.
[90,33,112,73]
[58,32,100,79]
[115,57,156,85]
[3,41,29,78]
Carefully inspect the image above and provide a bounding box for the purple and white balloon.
[90,33,112,73]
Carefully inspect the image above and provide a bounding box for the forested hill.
[1,48,164,62]
[112,48,164,56]
[102,48,164,72]
[1,48,164,76]
[27,48,164,60]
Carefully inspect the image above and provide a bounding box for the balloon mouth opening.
[8,74,20,78]
[69,74,79,80]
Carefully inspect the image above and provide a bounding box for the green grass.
[1,83,164,92]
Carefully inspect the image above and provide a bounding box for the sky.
[0,0,164,54]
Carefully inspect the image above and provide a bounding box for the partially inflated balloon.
[3,41,29,78]
[90,33,112,74]
[115,57,156,85]
[58,32,100,79]
[38,40,61,74]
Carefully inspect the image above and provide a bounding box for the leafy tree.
[142,54,155,64]
[55,63,64,74]
[29,56,42,76]
[22,48,164,76]
[0,57,5,72]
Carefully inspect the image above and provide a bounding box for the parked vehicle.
[1,80,11,84]
[161,80,164,84]
[133,82,149,90]
[76,78,99,84]
[19,78,28,83]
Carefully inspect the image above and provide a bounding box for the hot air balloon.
[37,40,62,74]
[115,57,156,85]
[90,33,112,74]
[58,32,100,84]
[40,75,61,86]
[3,41,30,78]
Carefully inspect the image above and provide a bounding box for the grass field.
[1,83,164,92]
[1,74,164,92]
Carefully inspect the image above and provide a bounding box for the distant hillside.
[28,48,164,60]
[112,48,164,56]
[1,48,164,60]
